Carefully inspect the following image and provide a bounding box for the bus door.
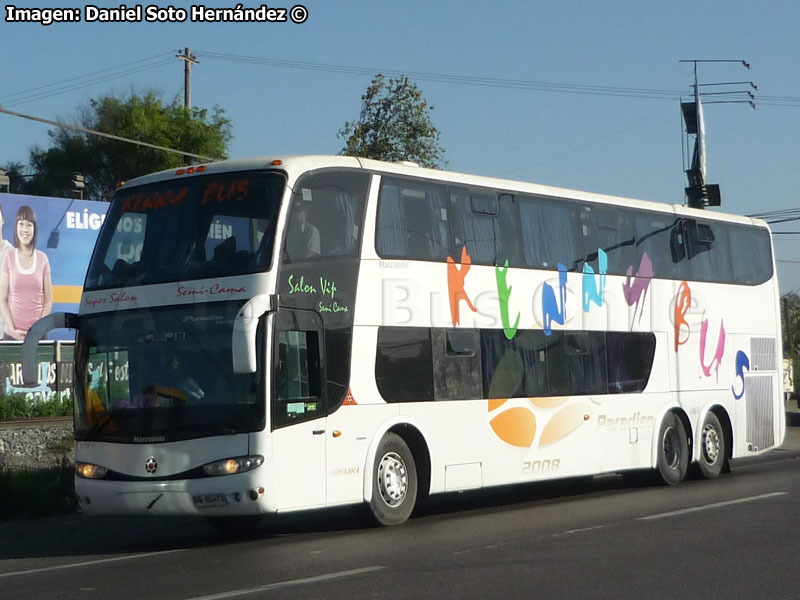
[271,307,327,510]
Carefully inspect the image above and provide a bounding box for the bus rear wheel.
[696,412,726,479]
[368,433,418,526]
[656,412,688,485]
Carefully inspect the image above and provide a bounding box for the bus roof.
[118,154,767,230]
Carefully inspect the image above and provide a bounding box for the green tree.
[338,74,446,168]
[782,292,800,392]
[8,92,231,201]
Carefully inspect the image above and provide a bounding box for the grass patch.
[0,393,73,419]
[0,467,76,519]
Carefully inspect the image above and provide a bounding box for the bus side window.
[580,206,636,276]
[375,327,434,402]
[731,226,772,285]
[519,196,580,271]
[606,332,656,393]
[495,194,523,268]
[634,215,679,280]
[376,177,451,262]
[448,188,495,265]
[684,220,732,283]
[432,329,483,401]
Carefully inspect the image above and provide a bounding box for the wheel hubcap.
[662,426,680,469]
[702,424,720,464]
[377,451,408,507]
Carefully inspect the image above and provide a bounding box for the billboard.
[0,193,109,341]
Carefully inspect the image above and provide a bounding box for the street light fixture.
[72,173,85,199]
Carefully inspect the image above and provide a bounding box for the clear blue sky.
[3,1,800,291]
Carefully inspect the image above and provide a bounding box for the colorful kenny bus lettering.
[22,156,783,528]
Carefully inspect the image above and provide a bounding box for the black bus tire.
[656,411,688,485]
[697,412,726,479]
[368,433,418,526]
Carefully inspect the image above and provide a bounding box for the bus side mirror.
[232,294,276,373]
[22,312,79,385]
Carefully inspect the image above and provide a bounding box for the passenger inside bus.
[285,204,321,259]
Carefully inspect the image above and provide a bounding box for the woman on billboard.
[0,205,53,340]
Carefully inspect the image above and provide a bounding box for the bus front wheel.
[656,412,688,485]
[368,433,418,526]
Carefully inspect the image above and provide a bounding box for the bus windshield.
[74,302,265,442]
[85,171,284,290]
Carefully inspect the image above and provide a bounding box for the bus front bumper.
[75,474,273,517]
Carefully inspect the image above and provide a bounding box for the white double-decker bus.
[24,155,783,528]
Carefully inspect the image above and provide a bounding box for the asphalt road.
[2,421,799,600]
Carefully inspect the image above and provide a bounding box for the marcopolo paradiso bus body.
[22,155,785,529]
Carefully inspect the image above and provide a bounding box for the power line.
[196,50,800,107]
[7,48,800,112]
[0,53,176,108]
[0,105,219,162]
[0,52,173,102]
[196,50,684,101]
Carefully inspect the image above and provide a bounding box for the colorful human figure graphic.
[447,246,477,327]
[582,248,607,312]
[674,280,691,352]
[700,313,726,382]
[495,260,520,340]
[622,252,653,328]
[542,263,568,336]
[732,350,750,400]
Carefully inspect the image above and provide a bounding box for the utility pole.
[177,47,199,110]
[177,47,200,165]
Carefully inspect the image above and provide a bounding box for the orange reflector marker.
[176,169,185,175]
[187,167,195,174]
[332,430,342,438]
[270,159,283,166]
[197,165,206,172]
[343,387,356,405]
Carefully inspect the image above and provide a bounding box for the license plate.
[193,493,228,508]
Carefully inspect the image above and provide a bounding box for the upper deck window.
[376,178,452,261]
[85,171,284,290]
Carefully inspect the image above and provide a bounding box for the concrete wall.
[0,421,73,471]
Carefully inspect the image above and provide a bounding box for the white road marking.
[551,523,620,537]
[0,549,183,578]
[181,566,387,600]
[638,491,788,521]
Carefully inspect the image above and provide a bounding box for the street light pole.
[679,59,753,209]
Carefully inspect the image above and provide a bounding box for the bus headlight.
[201,456,264,477]
[76,462,109,479]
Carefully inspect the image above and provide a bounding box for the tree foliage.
[782,293,800,387]
[338,74,446,168]
[4,92,231,201]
